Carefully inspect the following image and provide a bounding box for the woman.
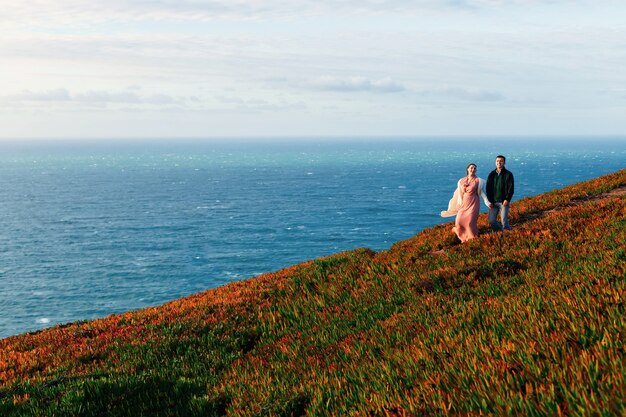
[441,163,490,242]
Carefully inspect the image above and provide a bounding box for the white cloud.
[215,95,307,112]
[3,88,182,107]
[0,1,455,25]
[313,77,406,94]
[7,89,72,102]
[422,86,506,102]
[2,0,622,28]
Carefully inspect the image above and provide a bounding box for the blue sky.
[1,0,625,139]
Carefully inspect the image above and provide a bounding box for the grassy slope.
[1,169,624,417]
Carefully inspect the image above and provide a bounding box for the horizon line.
[1,134,626,143]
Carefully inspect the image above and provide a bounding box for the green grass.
[1,169,625,416]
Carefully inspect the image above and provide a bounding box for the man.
[486,155,514,231]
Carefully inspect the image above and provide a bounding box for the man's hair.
[496,155,506,162]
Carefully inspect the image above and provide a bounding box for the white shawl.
[440,177,490,218]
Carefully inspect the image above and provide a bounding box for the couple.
[441,155,515,243]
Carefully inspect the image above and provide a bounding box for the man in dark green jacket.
[486,155,514,231]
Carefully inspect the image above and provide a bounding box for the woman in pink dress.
[441,163,490,242]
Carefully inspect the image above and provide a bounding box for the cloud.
[313,77,406,94]
[599,88,626,101]
[2,0,622,40]
[0,0,554,27]
[4,88,182,106]
[311,78,501,101]
[0,1,424,24]
[438,86,505,102]
[216,95,307,112]
[7,89,72,102]
[416,86,506,102]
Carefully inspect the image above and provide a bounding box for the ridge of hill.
[1,169,625,416]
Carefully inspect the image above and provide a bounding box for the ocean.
[1,137,624,339]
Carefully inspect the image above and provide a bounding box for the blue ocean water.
[0,137,624,339]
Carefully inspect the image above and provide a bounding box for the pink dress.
[454,176,480,242]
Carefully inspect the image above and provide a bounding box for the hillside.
[1,169,625,416]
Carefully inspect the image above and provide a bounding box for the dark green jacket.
[486,168,514,203]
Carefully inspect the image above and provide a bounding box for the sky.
[1,0,625,139]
